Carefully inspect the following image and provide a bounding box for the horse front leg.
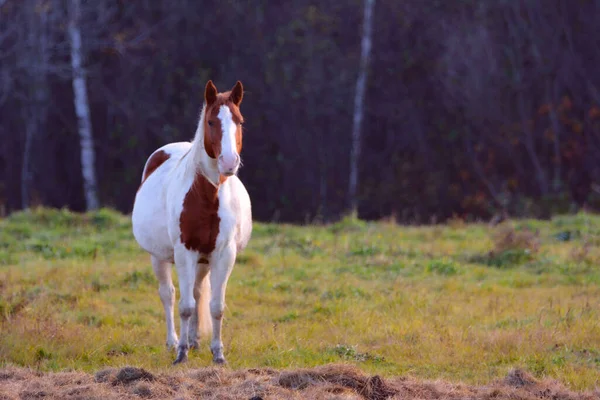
[209,243,236,364]
[173,245,198,364]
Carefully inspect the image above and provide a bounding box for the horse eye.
[208,120,214,127]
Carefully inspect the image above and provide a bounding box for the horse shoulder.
[221,176,252,252]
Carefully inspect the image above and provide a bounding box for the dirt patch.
[504,368,537,388]
[0,365,597,400]
[277,364,396,399]
[113,367,156,385]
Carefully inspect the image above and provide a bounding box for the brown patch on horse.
[179,172,220,254]
[139,150,170,190]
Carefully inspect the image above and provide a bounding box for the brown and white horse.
[132,80,252,364]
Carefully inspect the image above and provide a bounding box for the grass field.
[0,208,599,394]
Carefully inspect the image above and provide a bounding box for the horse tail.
[198,273,212,336]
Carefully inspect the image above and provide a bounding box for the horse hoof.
[189,340,199,350]
[173,346,188,365]
[166,341,179,351]
[173,353,188,364]
[212,355,226,365]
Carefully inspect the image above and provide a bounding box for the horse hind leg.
[189,263,212,350]
[151,255,178,349]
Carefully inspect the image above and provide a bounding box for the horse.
[131,80,252,365]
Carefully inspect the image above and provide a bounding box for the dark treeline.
[1,0,600,223]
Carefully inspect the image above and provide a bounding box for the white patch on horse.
[217,105,239,175]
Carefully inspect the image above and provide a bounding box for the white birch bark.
[348,0,375,214]
[68,0,99,210]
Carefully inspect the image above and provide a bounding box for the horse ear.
[205,80,218,105]
[230,81,243,106]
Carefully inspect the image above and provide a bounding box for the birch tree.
[348,0,375,215]
[68,0,99,210]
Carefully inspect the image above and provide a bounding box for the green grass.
[1,208,600,390]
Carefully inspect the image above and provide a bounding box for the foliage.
[2,1,600,222]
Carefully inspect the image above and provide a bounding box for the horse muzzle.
[218,153,240,176]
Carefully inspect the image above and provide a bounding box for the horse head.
[202,80,244,177]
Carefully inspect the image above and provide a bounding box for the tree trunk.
[68,0,99,210]
[21,0,49,210]
[547,81,562,192]
[348,0,375,215]
[463,128,507,210]
[518,93,548,196]
[21,110,35,209]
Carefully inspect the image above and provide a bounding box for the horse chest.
[178,173,228,255]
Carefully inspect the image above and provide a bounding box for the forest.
[1,0,599,223]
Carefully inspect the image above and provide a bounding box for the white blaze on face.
[217,105,240,175]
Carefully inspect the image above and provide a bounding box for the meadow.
[0,208,599,396]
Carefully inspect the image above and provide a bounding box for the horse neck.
[188,104,220,186]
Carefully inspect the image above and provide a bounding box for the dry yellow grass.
[1,208,600,395]
[1,364,598,399]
